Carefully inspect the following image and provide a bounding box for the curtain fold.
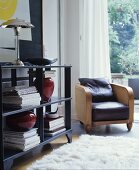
[80,0,111,80]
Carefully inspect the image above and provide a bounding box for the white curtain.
[80,0,111,79]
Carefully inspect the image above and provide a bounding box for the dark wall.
[20,0,43,61]
[128,78,139,99]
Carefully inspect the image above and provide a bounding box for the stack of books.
[2,85,41,109]
[4,128,40,151]
[44,70,56,78]
[28,70,56,78]
[44,116,66,136]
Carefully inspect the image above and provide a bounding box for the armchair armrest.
[75,84,92,126]
[111,83,134,122]
[111,83,134,105]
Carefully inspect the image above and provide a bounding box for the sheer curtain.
[79,0,111,79]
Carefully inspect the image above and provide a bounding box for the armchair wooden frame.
[75,83,134,133]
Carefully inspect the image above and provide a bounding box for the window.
[108,0,139,76]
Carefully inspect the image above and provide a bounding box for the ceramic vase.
[43,77,54,101]
[6,111,36,131]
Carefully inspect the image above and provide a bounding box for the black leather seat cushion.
[79,78,116,102]
[92,101,129,121]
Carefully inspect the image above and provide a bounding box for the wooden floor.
[12,112,139,170]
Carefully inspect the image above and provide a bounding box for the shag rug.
[27,135,139,170]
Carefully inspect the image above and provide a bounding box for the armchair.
[75,78,134,133]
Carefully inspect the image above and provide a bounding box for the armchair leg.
[85,124,92,134]
[127,123,133,131]
[79,121,84,125]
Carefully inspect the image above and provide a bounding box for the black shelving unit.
[0,65,72,170]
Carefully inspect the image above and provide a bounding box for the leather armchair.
[75,78,134,133]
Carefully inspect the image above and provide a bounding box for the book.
[28,70,56,78]
[3,93,41,108]
[44,120,65,128]
[4,139,40,151]
[3,92,40,101]
[44,127,66,137]
[4,134,40,145]
[3,98,41,106]
[3,103,40,109]
[4,128,38,138]
[44,126,65,133]
[3,85,37,94]
[44,116,64,128]
[3,86,39,96]
[4,128,40,151]
[3,85,30,91]
[2,85,41,108]
[44,122,65,131]
[44,70,56,78]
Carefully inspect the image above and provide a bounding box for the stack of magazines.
[4,128,40,151]
[3,85,41,109]
[44,116,66,136]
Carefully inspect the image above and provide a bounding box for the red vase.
[6,112,36,131]
[43,77,54,101]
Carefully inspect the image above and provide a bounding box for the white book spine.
[44,122,65,130]
[4,139,40,151]
[45,120,65,128]
[4,135,40,145]
[44,128,66,136]
[4,128,38,138]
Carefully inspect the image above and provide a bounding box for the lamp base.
[14,59,24,66]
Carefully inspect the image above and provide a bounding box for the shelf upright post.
[45,67,51,113]
[64,66,72,143]
[28,68,34,86]
[11,69,17,86]
[36,68,44,142]
[0,66,4,170]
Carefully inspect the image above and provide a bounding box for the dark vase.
[34,77,54,102]
[6,111,36,131]
[43,77,54,101]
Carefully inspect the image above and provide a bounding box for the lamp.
[0,18,34,66]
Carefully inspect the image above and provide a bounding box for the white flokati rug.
[27,135,139,170]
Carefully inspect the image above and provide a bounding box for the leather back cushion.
[79,78,116,102]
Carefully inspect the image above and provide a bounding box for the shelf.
[3,97,72,116]
[0,65,72,170]
[0,65,72,69]
[43,129,72,143]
